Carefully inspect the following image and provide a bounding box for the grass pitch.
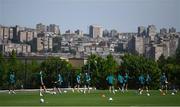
[0,90,179,106]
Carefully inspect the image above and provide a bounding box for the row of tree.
[0,50,73,89]
[0,47,179,89]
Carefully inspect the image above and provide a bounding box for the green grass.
[0,90,179,106]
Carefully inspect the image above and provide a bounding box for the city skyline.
[0,0,180,33]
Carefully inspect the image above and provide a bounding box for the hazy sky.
[0,0,180,33]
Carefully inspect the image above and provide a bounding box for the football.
[40,98,44,103]
[109,97,113,101]
[101,94,106,98]
[52,92,56,95]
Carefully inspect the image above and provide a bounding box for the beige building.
[89,25,103,38]
[0,26,3,40]
[36,23,46,34]
[0,43,31,54]
[3,27,9,39]
[19,31,27,42]
[9,27,13,40]
[152,44,164,61]
[0,26,14,40]
[145,43,164,61]
[2,27,9,39]
[162,40,170,58]
[147,25,156,41]
[32,36,53,52]
[19,31,37,42]
[132,36,144,55]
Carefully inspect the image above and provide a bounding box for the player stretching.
[117,73,124,93]
[84,73,91,93]
[138,74,145,95]
[39,70,47,96]
[159,72,168,95]
[145,73,151,95]
[8,71,16,94]
[53,73,63,94]
[106,74,115,94]
[73,73,81,93]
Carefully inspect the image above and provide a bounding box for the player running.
[138,74,145,95]
[106,74,115,94]
[53,73,63,94]
[8,71,16,94]
[159,72,168,95]
[39,70,47,96]
[124,72,129,91]
[117,73,124,92]
[73,73,81,93]
[145,73,151,95]
[83,73,91,93]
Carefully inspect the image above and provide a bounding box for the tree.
[94,55,107,89]
[85,54,118,89]
[7,50,24,89]
[40,57,72,87]
[0,52,8,89]
[26,60,40,88]
[86,54,98,87]
[8,50,18,72]
[175,42,180,64]
[121,54,161,89]
[157,55,166,70]
[105,54,118,74]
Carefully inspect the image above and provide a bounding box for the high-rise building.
[3,27,9,39]
[110,29,118,37]
[26,31,34,41]
[9,27,13,40]
[160,28,167,35]
[131,36,144,55]
[52,36,62,52]
[0,43,31,55]
[169,37,179,56]
[75,29,83,36]
[13,25,25,42]
[147,25,156,41]
[162,40,170,58]
[89,25,103,38]
[19,31,27,42]
[0,26,15,40]
[47,24,60,35]
[145,43,163,61]
[36,23,46,34]
[18,31,37,42]
[169,27,176,33]
[138,26,146,36]
[145,35,179,60]
[103,29,109,37]
[0,26,3,40]
[65,29,72,34]
[152,44,164,61]
[32,33,52,52]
